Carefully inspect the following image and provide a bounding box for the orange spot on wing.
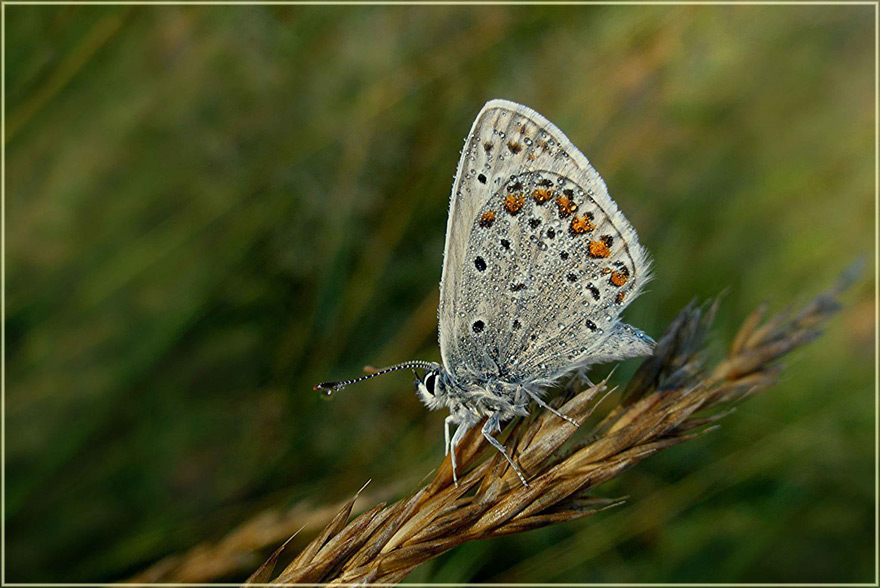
[589,240,611,258]
[555,195,577,218]
[532,188,553,204]
[569,215,595,235]
[479,210,496,227]
[504,193,525,214]
[616,291,626,304]
[610,271,628,287]
[601,268,612,274]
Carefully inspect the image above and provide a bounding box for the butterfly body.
[318,99,654,486]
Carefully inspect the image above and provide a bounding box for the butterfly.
[317,99,653,487]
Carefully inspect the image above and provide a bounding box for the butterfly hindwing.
[438,100,651,388]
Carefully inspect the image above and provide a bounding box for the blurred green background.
[5,4,874,583]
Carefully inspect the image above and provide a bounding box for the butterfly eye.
[424,373,437,395]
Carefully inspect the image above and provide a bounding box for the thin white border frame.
[1,1,878,4]
[0,1,876,586]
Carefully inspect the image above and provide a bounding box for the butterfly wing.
[438,99,651,388]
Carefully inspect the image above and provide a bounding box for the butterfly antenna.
[315,360,438,396]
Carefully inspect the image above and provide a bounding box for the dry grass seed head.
[241,263,859,585]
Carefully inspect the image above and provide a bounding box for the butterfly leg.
[482,415,530,487]
[449,420,471,487]
[523,388,579,427]
[444,415,455,456]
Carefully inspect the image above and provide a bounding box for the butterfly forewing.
[439,100,650,387]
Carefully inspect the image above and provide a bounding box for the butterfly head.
[415,368,449,411]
